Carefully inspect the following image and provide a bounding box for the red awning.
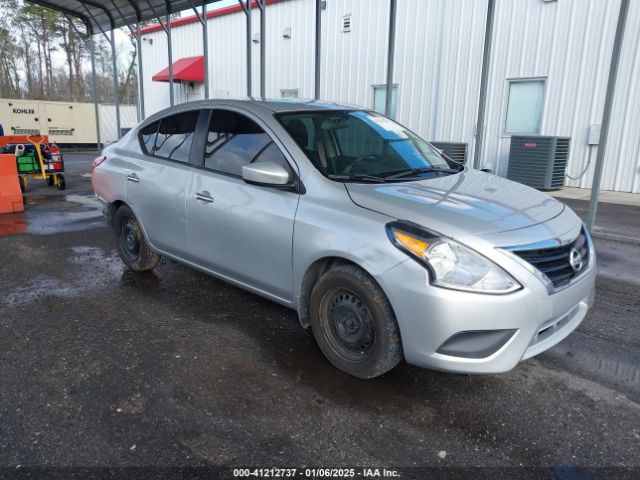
[152,56,204,83]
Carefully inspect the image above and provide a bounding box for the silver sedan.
[91,99,595,379]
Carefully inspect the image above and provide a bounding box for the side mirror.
[242,161,292,187]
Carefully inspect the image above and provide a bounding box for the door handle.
[127,173,140,183]
[195,191,214,203]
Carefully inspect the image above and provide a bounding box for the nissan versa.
[91,99,596,379]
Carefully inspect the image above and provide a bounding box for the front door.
[186,108,300,301]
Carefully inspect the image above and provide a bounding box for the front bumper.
[376,254,596,374]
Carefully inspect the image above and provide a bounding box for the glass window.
[505,80,545,134]
[140,121,159,153]
[142,111,199,162]
[204,110,274,176]
[277,110,455,180]
[373,85,398,119]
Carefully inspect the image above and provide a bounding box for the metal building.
[136,0,640,194]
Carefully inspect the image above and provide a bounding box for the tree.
[0,0,139,105]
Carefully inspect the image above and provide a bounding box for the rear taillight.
[91,155,106,173]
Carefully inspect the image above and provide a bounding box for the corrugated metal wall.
[480,0,621,184]
[99,105,139,145]
[140,0,640,193]
[605,0,640,193]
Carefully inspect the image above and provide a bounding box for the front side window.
[278,110,457,181]
[204,110,290,177]
[505,79,545,134]
[140,110,199,162]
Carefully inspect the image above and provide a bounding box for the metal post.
[89,38,102,151]
[473,0,496,169]
[136,23,145,119]
[110,1,144,120]
[203,2,209,99]
[586,0,630,231]
[191,0,210,100]
[314,0,321,100]
[384,0,397,117]
[110,29,121,137]
[239,0,252,98]
[167,10,175,106]
[258,0,266,99]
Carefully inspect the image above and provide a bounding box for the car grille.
[513,229,590,289]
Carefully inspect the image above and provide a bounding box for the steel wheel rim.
[319,287,376,363]
[120,219,141,262]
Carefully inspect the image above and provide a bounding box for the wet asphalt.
[0,154,639,478]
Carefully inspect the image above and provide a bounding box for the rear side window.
[140,110,199,162]
[204,109,289,176]
[140,121,159,152]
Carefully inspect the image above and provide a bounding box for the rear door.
[186,108,300,301]
[123,109,201,259]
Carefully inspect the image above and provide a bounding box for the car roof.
[144,98,365,120]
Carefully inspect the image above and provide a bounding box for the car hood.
[345,169,565,237]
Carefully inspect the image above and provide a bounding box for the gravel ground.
[0,154,638,479]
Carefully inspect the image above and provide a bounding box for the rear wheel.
[18,176,26,193]
[55,174,66,190]
[47,176,54,186]
[113,205,160,271]
[310,265,402,379]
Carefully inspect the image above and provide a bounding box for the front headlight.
[387,221,521,294]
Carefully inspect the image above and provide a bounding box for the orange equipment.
[0,153,24,214]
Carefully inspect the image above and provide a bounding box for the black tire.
[113,205,160,271]
[18,176,26,193]
[310,264,402,379]
[55,174,66,190]
[47,176,54,186]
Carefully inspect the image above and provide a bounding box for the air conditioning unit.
[507,136,570,190]
[429,141,468,164]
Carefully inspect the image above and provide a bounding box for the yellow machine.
[12,135,66,192]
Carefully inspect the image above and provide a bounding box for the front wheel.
[310,265,402,379]
[113,205,160,271]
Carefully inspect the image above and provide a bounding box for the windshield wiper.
[384,166,461,180]
[327,174,392,183]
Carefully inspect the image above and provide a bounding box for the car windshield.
[277,110,462,181]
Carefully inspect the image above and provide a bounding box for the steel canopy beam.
[314,0,321,100]
[384,0,397,117]
[81,4,121,137]
[63,14,101,151]
[32,0,93,34]
[239,0,252,98]
[190,0,210,100]
[126,0,145,118]
[586,0,630,231]
[166,1,175,106]
[257,0,266,99]
[473,0,496,169]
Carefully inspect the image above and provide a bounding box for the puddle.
[0,194,104,237]
[1,246,125,309]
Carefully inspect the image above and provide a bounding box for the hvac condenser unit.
[507,136,570,190]
[430,141,468,164]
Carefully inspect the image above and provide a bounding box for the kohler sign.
[12,108,35,114]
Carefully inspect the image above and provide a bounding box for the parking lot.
[0,154,639,477]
